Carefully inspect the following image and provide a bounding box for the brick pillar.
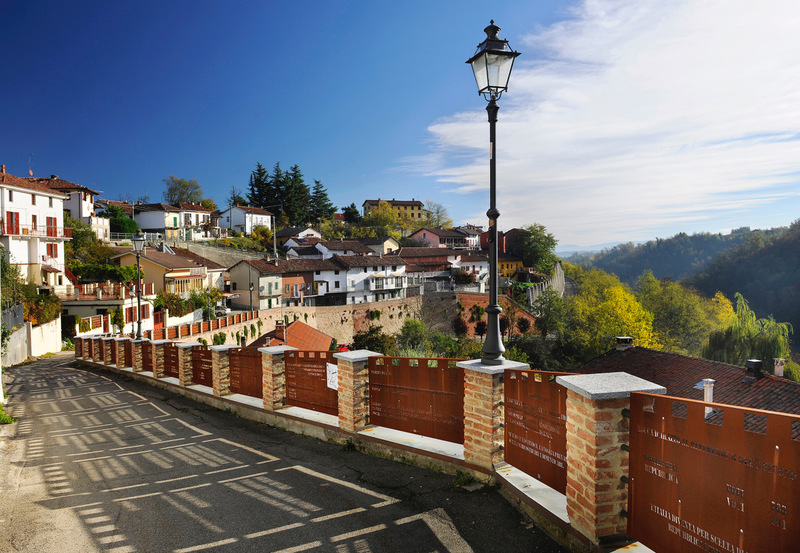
[260,346,297,411]
[177,342,201,386]
[151,339,170,379]
[131,340,145,372]
[457,358,528,471]
[556,373,666,546]
[74,337,84,359]
[92,337,103,362]
[210,345,234,397]
[101,337,113,365]
[333,350,382,433]
[114,338,131,367]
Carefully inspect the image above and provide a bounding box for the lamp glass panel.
[470,54,489,93]
[485,52,515,90]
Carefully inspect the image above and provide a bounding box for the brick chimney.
[1,164,5,173]
[275,320,287,342]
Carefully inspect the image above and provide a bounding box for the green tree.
[360,201,400,239]
[162,176,203,205]
[102,204,137,234]
[284,165,311,227]
[308,180,336,224]
[200,198,218,211]
[508,224,558,274]
[531,288,565,338]
[352,325,396,355]
[397,318,426,351]
[247,162,270,208]
[635,271,732,356]
[228,185,247,207]
[420,200,452,229]
[343,203,361,223]
[702,293,792,369]
[0,246,24,309]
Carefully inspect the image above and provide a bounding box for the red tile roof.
[0,170,69,198]
[27,175,101,196]
[252,320,333,351]
[578,347,800,415]
[396,247,461,258]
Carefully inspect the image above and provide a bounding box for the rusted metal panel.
[163,343,179,378]
[229,347,263,398]
[192,345,213,386]
[142,341,154,373]
[368,356,465,443]
[285,351,338,416]
[504,369,570,494]
[629,392,800,553]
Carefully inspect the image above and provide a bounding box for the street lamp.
[249,281,254,312]
[132,233,146,340]
[467,20,520,365]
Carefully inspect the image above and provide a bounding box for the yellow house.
[362,198,424,221]
[498,252,524,278]
[113,247,222,298]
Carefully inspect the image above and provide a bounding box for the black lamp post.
[132,233,145,340]
[467,20,520,365]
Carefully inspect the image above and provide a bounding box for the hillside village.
[0,166,559,359]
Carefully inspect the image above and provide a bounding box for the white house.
[0,166,71,292]
[220,205,274,235]
[132,203,183,240]
[331,255,407,304]
[228,258,283,310]
[32,175,110,241]
[174,203,214,240]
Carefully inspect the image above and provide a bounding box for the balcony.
[0,222,73,239]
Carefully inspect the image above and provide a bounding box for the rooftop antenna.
[28,153,34,176]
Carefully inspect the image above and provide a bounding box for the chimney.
[275,320,287,342]
[1,164,5,173]
[774,358,786,378]
[702,379,715,417]
[51,174,58,179]
[615,336,634,351]
[745,359,763,380]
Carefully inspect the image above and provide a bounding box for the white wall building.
[0,166,71,291]
[220,205,274,235]
[332,255,407,304]
[31,175,110,241]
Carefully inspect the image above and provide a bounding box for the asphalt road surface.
[0,353,566,553]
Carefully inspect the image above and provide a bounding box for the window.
[334,281,340,289]
[363,267,367,273]
[46,243,58,258]
[315,270,320,275]
[31,215,37,230]
[334,270,339,275]
[49,197,53,208]
[392,266,397,271]
[31,195,36,206]
[285,284,290,293]
[5,211,19,234]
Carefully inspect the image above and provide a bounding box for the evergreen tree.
[267,162,284,210]
[309,180,336,224]
[247,162,270,208]
[343,203,361,223]
[284,165,311,226]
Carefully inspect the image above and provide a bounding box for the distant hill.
[686,222,800,335]
[569,227,786,284]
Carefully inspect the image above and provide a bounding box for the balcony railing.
[0,221,73,239]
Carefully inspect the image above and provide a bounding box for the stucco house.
[0,165,71,292]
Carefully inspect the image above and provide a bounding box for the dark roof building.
[578,345,800,415]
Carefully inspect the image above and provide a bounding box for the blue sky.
[2,0,799,249]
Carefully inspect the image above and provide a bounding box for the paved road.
[0,353,566,553]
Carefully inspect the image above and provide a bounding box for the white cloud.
[418,0,800,247]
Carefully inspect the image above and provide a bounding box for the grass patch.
[0,405,17,424]
[454,470,477,487]
[340,439,356,452]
